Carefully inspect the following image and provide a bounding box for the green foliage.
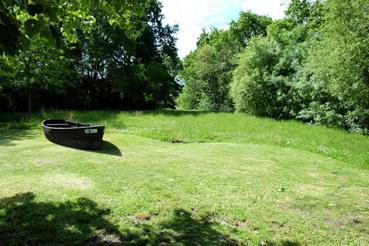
[230,19,309,119]
[306,0,369,133]
[0,0,180,112]
[1,37,75,113]
[0,55,16,108]
[73,0,180,109]
[178,43,235,111]
[229,11,273,47]
[0,55,16,84]
[13,38,74,91]
[178,12,272,111]
[286,0,325,26]
[229,0,369,133]
[0,0,146,53]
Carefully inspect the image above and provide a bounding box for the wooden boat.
[42,119,105,150]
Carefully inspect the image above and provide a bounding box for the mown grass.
[0,111,369,245]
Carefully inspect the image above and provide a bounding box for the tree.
[0,0,146,54]
[12,38,74,114]
[230,34,302,119]
[230,1,325,119]
[0,0,181,112]
[75,0,180,109]
[307,0,369,132]
[229,11,272,47]
[178,12,272,111]
[0,55,16,109]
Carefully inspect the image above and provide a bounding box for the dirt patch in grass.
[169,138,187,144]
[234,157,275,174]
[232,219,253,231]
[342,186,369,205]
[133,212,152,223]
[270,220,287,233]
[41,174,94,190]
[94,230,122,244]
[325,214,368,231]
[32,158,59,166]
[308,171,347,182]
[295,184,328,197]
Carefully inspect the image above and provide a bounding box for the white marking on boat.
[85,129,98,134]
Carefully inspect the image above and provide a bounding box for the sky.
[161,0,290,58]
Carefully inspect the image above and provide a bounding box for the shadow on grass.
[0,193,302,245]
[132,209,241,245]
[91,141,122,157]
[50,140,123,157]
[0,129,37,146]
[0,192,121,245]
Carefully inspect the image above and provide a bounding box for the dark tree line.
[0,0,180,113]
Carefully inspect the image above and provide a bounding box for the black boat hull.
[42,119,105,150]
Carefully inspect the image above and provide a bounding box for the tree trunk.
[28,90,32,116]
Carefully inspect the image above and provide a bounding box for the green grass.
[0,111,368,245]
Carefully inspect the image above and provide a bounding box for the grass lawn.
[0,111,368,245]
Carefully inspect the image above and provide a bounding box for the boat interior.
[44,119,89,128]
